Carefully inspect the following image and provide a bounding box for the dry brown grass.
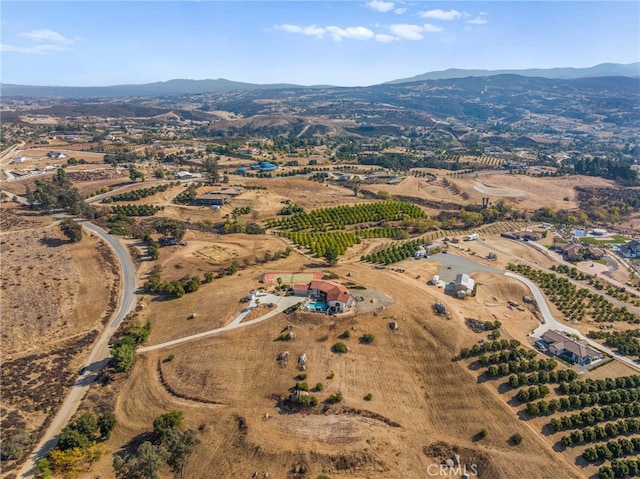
[94,253,588,479]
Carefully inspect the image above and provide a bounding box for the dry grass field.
[82,257,588,479]
[0,203,119,476]
[4,168,639,479]
[364,173,619,215]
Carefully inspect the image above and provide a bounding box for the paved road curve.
[18,220,137,479]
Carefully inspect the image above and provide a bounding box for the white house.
[540,330,603,366]
[13,156,27,163]
[619,240,640,259]
[303,280,353,313]
[452,273,475,298]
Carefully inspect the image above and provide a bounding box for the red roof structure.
[309,280,351,303]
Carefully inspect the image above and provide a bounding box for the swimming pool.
[308,301,328,311]
[573,229,585,237]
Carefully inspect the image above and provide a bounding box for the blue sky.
[1,1,639,87]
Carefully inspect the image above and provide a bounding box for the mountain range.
[1,63,638,99]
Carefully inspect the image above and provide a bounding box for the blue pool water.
[573,229,585,237]
[308,301,328,311]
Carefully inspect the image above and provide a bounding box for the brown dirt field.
[245,177,369,211]
[139,246,318,346]
[452,173,616,212]
[362,173,618,214]
[14,147,106,164]
[97,255,586,479]
[137,230,294,283]
[1,223,118,355]
[0,212,119,475]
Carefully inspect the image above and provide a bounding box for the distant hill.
[384,63,640,84]
[0,78,306,99]
[2,63,639,99]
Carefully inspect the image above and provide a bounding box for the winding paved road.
[17,220,137,479]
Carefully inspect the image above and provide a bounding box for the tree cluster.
[114,411,200,479]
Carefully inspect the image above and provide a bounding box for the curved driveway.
[139,293,301,353]
[505,271,640,373]
[18,220,137,479]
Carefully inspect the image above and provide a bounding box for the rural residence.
[539,329,603,366]
[293,280,353,314]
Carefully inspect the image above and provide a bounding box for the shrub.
[296,373,308,380]
[478,428,488,439]
[364,393,373,401]
[332,342,348,353]
[361,333,375,344]
[340,330,351,339]
[294,394,318,407]
[295,382,310,392]
[327,391,343,404]
[509,433,523,445]
[315,382,324,391]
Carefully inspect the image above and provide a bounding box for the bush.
[296,373,308,380]
[295,382,310,392]
[364,393,373,401]
[315,382,324,391]
[153,411,183,440]
[327,391,343,404]
[361,333,375,344]
[340,330,351,339]
[478,428,488,439]
[332,342,348,353]
[294,394,318,407]
[0,429,31,460]
[98,412,117,439]
[510,433,523,445]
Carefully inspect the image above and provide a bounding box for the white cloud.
[276,23,375,41]
[466,15,488,25]
[366,0,395,13]
[389,24,424,40]
[394,7,407,14]
[423,23,444,33]
[19,29,75,45]
[276,24,325,38]
[326,26,375,41]
[0,43,69,54]
[375,33,397,42]
[419,9,463,21]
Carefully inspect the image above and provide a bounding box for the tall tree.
[202,157,220,183]
[153,218,186,242]
[165,428,200,479]
[324,246,338,266]
[60,218,83,242]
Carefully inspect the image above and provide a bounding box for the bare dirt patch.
[193,244,237,263]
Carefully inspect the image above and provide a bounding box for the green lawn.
[581,235,629,245]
